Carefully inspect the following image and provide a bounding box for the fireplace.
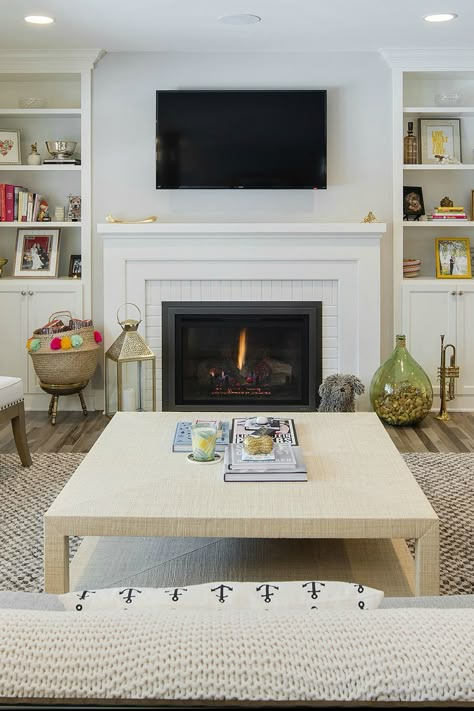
[162,302,322,411]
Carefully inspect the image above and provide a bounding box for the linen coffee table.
[44,411,439,595]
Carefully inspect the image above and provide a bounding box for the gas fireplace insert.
[162,302,322,411]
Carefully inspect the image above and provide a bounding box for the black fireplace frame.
[162,301,322,412]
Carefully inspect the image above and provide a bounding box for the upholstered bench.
[0,377,32,467]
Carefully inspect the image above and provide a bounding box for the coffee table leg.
[44,521,70,594]
[414,520,440,596]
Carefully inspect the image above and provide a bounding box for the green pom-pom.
[71,334,83,348]
[29,338,41,352]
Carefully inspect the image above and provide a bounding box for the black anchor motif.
[165,587,188,602]
[256,583,279,603]
[302,581,326,600]
[75,589,96,611]
[211,584,233,603]
[119,588,143,604]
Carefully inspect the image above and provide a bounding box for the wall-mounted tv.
[156,90,327,189]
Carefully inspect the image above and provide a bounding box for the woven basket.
[28,311,100,386]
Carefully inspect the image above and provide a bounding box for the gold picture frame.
[435,237,472,279]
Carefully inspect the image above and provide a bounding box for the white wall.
[92,51,393,358]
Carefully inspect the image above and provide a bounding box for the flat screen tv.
[155,90,327,189]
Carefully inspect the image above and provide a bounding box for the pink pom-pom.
[94,330,102,344]
[50,337,62,351]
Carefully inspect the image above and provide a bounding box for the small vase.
[27,152,41,166]
[370,335,433,426]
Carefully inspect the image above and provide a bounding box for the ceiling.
[2,0,474,53]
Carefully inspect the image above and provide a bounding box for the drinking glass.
[191,421,218,462]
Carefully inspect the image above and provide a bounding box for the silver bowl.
[45,140,77,159]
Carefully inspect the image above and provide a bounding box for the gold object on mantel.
[362,211,379,223]
[436,334,459,421]
[106,214,157,224]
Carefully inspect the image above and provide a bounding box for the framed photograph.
[419,118,461,164]
[13,228,60,278]
[0,129,21,165]
[435,237,472,279]
[68,254,82,278]
[403,186,425,220]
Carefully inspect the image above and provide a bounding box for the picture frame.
[13,228,61,278]
[471,189,474,221]
[0,129,21,165]
[68,254,82,278]
[419,118,461,164]
[435,237,472,279]
[403,186,425,220]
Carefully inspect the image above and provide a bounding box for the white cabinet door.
[401,285,457,395]
[25,282,83,394]
[0,283,28,380]
[455,287,474,397]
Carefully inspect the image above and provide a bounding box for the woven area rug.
[0,452,473,594]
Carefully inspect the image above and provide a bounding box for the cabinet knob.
[451,291,456,295]
[458,291,464,296]
[21,290,26,296]
[28,290,34,296]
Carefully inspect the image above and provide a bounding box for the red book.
[5,184,15,221]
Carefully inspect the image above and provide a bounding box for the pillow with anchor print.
[59,580,383,612]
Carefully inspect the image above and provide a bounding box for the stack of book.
[431,206,467,220]
[223,443,307,482]
[0,184,45,222]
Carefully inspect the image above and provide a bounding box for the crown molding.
[0,49,105,72]
[380,48,474,70]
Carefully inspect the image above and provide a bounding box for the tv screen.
[156,90,327,189]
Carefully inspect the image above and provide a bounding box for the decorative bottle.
[403,122,418,164]
[370,335,433,426]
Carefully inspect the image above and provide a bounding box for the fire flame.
[237,328,247,371]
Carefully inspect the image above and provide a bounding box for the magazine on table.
[231,416,298,446]
[172,420,230,452]
[224,445,307,482]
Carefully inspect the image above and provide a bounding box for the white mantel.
[98,222,386,410]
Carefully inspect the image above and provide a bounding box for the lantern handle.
[116,302,142,326]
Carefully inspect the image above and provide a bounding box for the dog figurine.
[318,374,365,412]
[67,195,81,222]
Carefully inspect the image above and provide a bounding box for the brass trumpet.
[436,334,459,421]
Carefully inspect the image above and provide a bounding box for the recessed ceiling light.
[24,15,55,25]
[218,14,261,26]
[423,12,457,22]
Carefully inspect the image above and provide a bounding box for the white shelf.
[403,164,474,170]
[0,108,81,118]
[403,221,474,227]
[404,106,474,115]
[0,221,81,228]
[403,277,474,284]
[0,164,81,171]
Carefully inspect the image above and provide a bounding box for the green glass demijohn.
[370,335,433,426]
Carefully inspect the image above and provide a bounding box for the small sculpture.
[37,199,49,221]
[434,154,460,165]
[106,214,157,224]
[362,211,379,223]
[0,258,8,277]
[440,196,454,207]
[318,374,365,413]
[27,142,41,166]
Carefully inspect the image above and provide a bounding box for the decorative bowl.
[403,258,421,278]
[19,97,47,109]
[45,140,77,159]
[435,93,461,107]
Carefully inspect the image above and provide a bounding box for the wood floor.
[0,409,473,454]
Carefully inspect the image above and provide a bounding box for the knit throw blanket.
[0,608,473,704]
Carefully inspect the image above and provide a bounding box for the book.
[231,417,298,446]
[223,445,307,482]
[229,443,297,469]
[4,185,14,221]
[432,214,467,219]
[42,158,81,165]
[435,206,465,211]
[172,420,230,452]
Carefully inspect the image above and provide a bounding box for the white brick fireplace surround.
[98,223,386,410]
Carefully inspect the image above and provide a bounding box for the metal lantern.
[105,303,156,416]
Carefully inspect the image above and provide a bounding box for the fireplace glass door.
[162,303,321,411]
